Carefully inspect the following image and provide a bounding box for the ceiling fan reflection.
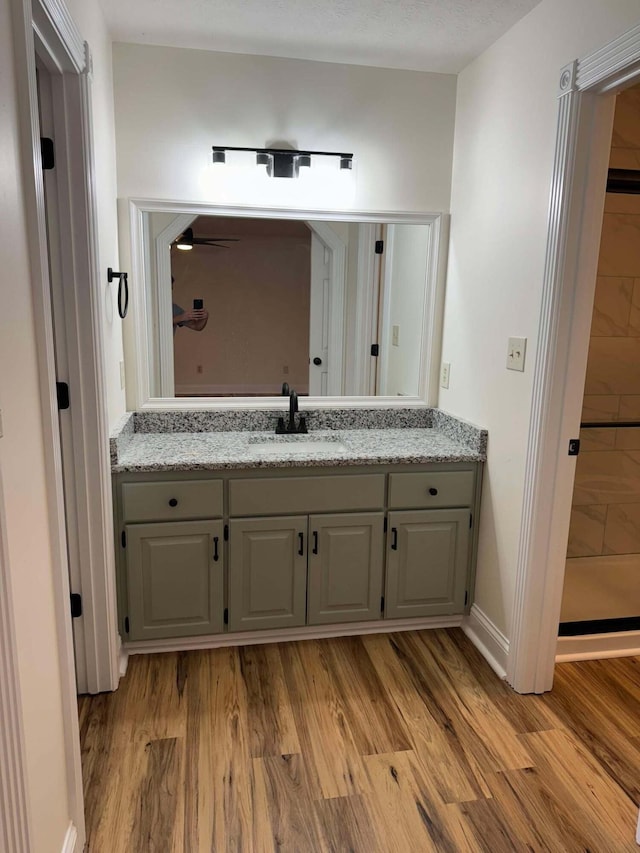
[174,227,240,251]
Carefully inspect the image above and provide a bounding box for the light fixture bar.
[212,145,353,177]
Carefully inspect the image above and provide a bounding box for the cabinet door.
[228,516,307,632]
[307,513,384,625]
[126,520,224,641]
[385,509,469,619]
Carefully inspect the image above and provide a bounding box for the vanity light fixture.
[212,146,353,178]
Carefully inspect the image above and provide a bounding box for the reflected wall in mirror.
[132,203,443,406]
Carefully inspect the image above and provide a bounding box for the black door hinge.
[124,616,130,634]
[469,513,473,529]
[380,595,385,612]
[40,137,55,170]
[70,593,82,618]
[383,517,388,533]
[224,607,229,625]
[56,381,70,410]
[371,344,379,357]
[121,530,126,548]
[568,438,580,456]
[224,524,229,541]
[375,240,384,254]
[464,591,468,606]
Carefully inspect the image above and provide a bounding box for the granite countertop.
[111,416,487,474]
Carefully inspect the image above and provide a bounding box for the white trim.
[462,605,509,680]
[0,467,32,853]
[352,223,378,394]
[510,27,640,693]
[155,213,195,396]
[60,822,78,853]
[124,199,444,410]
[123,614,464,654]
[556,631,640,663]
[175,383,297,395]
[119,646,129,678]
[306,220,346,395]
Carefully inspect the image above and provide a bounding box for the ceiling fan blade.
[192,236,240,245]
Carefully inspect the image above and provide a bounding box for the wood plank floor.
[77,629,640,852]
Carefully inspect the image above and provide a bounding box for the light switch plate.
[440,361,451,388]
[507,337,527,372]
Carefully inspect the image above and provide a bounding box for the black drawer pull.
[298,532,304,556]
[312,531,318,554]
[213,536,219,562]
[428,488,438,496]
[391,527,398,551]
[168,498,178,507]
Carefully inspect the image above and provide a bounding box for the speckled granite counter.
[111,408,487,473]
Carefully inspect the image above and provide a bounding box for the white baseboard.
[462,604,509,679]
[556,630,640,662]
[124,614,464,655]
[119,645,129,678]
[61,822,78,853]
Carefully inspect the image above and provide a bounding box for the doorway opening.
[559,82,640,643]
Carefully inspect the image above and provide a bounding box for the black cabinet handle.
[298,532,304,556]
[391,527,398,550]
[169,498,178,507]
[313,357,322,365]
[428,487,438,496]
[312,531,318,554]
[213,536,219,562]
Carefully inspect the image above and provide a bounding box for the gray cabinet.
[114,462,481,644]
[228,516,307,632]
[126,519,224,640]
[307,513,384,625]
[229,512,385,630]
[385,509,470,619]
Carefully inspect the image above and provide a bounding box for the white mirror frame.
[124,199,449,410]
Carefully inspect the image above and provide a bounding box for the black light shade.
[340,155,353,170]
[211,148,226,164]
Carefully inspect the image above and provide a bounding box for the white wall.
[112,44,456,212]
[439,0,640,637]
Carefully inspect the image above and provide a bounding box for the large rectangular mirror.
[126,201,446,408]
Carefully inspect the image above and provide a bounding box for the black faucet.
[276,389,308,434]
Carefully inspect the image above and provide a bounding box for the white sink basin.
[250,438,348,455]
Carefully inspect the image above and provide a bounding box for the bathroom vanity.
[111,409,487,649]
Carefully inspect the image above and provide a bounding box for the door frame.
[0,465,32,852]
[509,25,640,693]
[8,0,121,842]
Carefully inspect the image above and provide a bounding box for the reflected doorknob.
[313,357,322,365]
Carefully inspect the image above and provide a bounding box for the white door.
[36,61,86,691]
[309,232,331,395]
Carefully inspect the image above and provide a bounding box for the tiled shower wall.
[565,86,640,616]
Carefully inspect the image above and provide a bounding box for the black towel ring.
[108,268,129,319]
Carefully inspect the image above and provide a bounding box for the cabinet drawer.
[388,471,474,509]
[122,480,223,522]
[229,474,385,516]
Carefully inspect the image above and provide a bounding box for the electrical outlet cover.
[507,337,527,372]
[440,361,450,388]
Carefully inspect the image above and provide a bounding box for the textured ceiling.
[100,0,542,74]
